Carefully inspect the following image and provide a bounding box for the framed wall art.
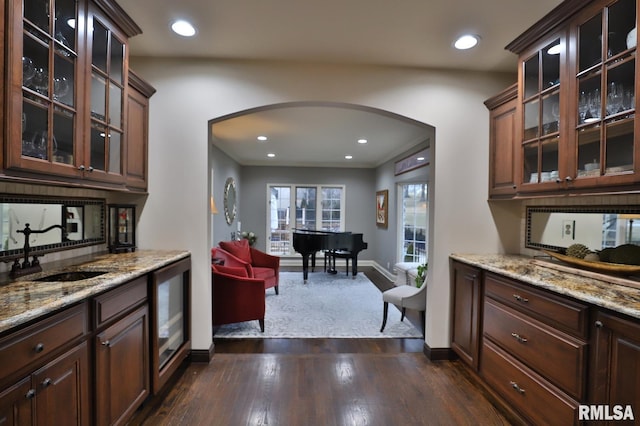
[376,190,388,228]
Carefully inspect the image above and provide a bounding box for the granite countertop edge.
[0,250,190,334]
[450,253,640,320]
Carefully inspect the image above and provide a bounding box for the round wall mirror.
[223,177,237,225]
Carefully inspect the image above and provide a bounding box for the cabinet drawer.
[481,340,579,426]
[0,303,87,380]
[484,272,588,338]
[483,298,587,399]
[94,276,148,329]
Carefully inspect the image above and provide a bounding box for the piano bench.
[331,250,356,276]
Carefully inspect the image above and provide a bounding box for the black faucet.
[11,223,67,278]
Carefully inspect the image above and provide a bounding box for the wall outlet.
[562,220,575,240]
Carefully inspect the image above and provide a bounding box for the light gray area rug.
[214,271,423,338]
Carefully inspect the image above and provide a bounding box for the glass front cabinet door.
[518,34,566,192]
[511,0,640,195]
[4,0,140,186]
[571,0,638,189]
[7,0,82,176]
[85,5,127,184]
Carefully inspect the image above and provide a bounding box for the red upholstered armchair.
[212,239,280,295]
[212,265,265,332]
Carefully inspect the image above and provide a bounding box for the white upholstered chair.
[380,281,426,334]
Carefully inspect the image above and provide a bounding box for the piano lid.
[292,228,351,234]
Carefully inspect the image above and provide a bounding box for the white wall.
[131,57,515,350]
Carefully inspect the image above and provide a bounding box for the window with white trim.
[267,184,345,255]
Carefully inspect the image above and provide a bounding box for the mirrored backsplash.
[526,205,640,253]
[0,195,105,260]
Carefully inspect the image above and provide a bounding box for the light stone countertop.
[450,253,640,320]
[0,250,190,334]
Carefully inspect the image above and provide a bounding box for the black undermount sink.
[35,271,108,282]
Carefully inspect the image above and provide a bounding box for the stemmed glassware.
[32,67,48,95]
[607,82,624,115]
[22,57,36,87]
[53,77,69,102]
[579,89,601,123]
[551,102,560,125]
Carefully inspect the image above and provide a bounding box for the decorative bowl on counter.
[543,250,640,275]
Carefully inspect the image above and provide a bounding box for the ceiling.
[118,0,564,167]
[210,104,431,167]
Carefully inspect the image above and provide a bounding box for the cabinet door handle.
[101,340,111,347]
[595,320,604,328]
[509,381,526,394]
[34,343,44,353]
[88,166,94,172]
[78,165,85,171]
[41,378,52,388]
[565,176,573,182]
[512,294,529,303]
[25,389,36,399]
[511,332,528,343]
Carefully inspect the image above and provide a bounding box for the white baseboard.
[371,261,397,282]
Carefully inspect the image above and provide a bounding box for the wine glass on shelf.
[588,89,601,121]
[551,101,560,127]
[623,89,635,111]
[578,91,589,123]
[32,68,49,96]
[22,57,36,87]
[53,77,69,102]
[607,82,624,115]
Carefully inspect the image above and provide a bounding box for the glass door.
[520,36,564,190]
[10,0,81,175]
[150,257,191,395]
[85,6,126,183]
[573,0,637,186]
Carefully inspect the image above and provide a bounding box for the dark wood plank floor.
[132,267,516,425]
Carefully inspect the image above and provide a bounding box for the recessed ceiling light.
[417,156,425,161]
[345,155,353,160]
[267,153,275,158]
[257,136,268,141]
[171,20,196,37]
[357,139,368,144]
[454,34,480,50]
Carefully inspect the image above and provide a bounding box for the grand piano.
[292,229,368,282]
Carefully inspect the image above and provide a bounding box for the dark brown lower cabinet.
[0,342,90,426]
[589,309,640,423]
[451,258,615,425]
[450,259,482,370]
[94,305,149,426]
[0,377,32,425]
[33,342,90,426]
[0,256,191,426]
